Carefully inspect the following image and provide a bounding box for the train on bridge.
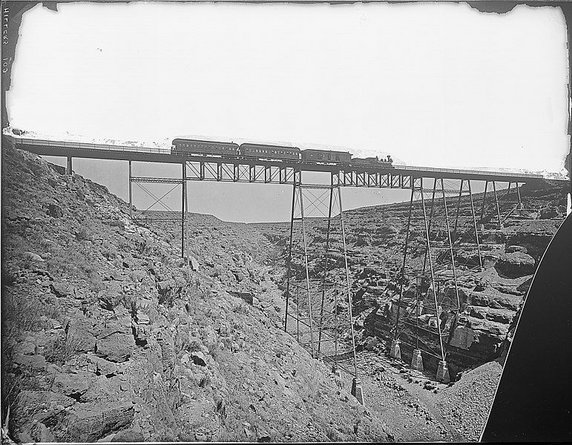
[172,138,394,168]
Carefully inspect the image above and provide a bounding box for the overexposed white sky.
[6,2,570,222]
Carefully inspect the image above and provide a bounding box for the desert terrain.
[1,144,567,442]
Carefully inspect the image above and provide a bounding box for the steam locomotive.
[171,138,393,168]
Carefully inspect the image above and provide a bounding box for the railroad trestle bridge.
[6,135,567,405]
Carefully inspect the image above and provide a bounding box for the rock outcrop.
[256,177,566,379]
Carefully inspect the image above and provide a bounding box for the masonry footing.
[411,348,424,372]
[389,339,401,360]
[436,360,451,383]
[351,378,365,405]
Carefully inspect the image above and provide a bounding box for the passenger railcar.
[170,137,394,169]
[172,138,239,157]
[239,143,300,161]
[301,149,352,164]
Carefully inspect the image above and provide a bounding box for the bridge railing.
[17,137,169,154]
[396,164,546,180]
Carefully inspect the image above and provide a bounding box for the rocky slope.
[1,144,393,442]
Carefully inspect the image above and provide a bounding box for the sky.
[5,2,570,222]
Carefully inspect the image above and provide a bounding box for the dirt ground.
[331,349,500,442]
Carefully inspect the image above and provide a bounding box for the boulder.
[51,281,74,298]
[46,203,64,218]
[55,401,134,442]
[23,252,44,263]
[358,267,384,279]
[128,269,147,282]
[13,354,46,371]
[136,313,150,325]
[132,323,149,346]
[468,290,522,311]
[455,249,482,267]
[495,251,536,278]
[376,225,398,236]
[100,315,132,338]
[65,318,98,353]
[229,291,254,305]
[52,371,93,398]
[87,355,119,377]
[505,226,557,258]
[465,317,509,340]
[540,207,559,219]
[30,421,56,442]
[175,398,221,442]
[201,325,218,352]
[364,336,381,351]
[449,325,476,350]
[14,337,36,356]
[98,282,123,311]
[16,390,76,414]
[191,351,207,367]
[96,333,135,363]
[111,429,145,442]
[189,256,200,272]
[256,427,272,442]
[231,269,246,282]
[80,375,130,403]
[467,306,512,324]
[157,279,175,293]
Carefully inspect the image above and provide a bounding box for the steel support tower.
[283,171,363,404]
[393,176,524,382]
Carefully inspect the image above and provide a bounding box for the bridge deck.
[4,135,566,185]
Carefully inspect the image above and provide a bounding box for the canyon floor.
[1,144,567,442]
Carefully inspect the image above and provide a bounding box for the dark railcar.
[352,155,394,168]
[239,143,300,161]
[301,149,352,164]
[352,156,379,165]
[172,138,239,157]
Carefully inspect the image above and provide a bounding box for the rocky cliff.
[255,179,567,378]
[1,145,393,442]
